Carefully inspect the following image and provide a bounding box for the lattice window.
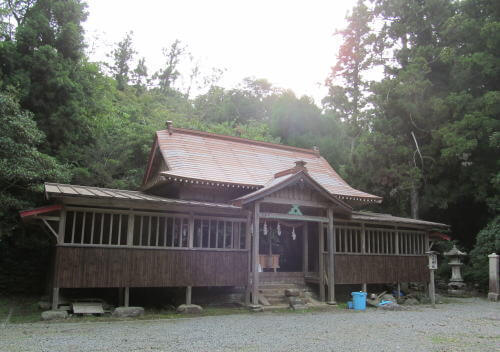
[193,217,246,250]
[64,211,129,245]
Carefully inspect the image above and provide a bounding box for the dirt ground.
[0,297,498,352]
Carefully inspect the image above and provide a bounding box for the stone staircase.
[258,283,304,307]
[255,272,321,310]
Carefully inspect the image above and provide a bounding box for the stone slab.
[41,310,68,321]
[112,307,145,318]
[176,304,203,314]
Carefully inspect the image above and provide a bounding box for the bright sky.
[84,0,356,104]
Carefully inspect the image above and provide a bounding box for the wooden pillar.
[318,222,325,302]
[302,223,309,273]
[124,287,130,307]
[188,213,194,248]
[127,214,135,245]
[429,270,436,308]
[52,207,65,310]
[186,286,192,305]
[251,202,260,305]
[245,212,252,306]
[57,208,66,244]
[360,222,367,292]
[327,208,336,304]
[52,287,59,310]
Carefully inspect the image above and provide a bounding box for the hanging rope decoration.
[263,221,268,236]
[291,227,296,241]
[277,223,281,236]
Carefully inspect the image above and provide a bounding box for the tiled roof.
[44,183,240,210]
[152,128,382,203]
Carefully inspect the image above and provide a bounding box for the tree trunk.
[410,184,419,219]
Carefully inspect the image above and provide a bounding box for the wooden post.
[252,202,260,305]
[52,287,59,310]
[245,212,252,306]
[186,286,192,305]
[124,287,130,307]
[429,270,436,308]
[302,223,309,273]
[318,222,325,302]
[395,226,399,255]
[53,207,65,310]
[361,222,367,291]
[127,214,134,245]
[57,208,66,244]
[188,213,194,248]
[327,208,336,304]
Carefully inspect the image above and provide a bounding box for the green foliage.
[0,90,69,226]
[464,216,500,288]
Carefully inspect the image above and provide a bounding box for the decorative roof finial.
[166,121,173,135]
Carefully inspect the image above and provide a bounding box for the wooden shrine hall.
[21,123,448,309]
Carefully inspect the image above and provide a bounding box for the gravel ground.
[0,298,498,352]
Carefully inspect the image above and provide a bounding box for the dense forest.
[0,0,498,293]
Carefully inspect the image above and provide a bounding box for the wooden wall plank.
[331,254,429,284]
[54,246,248,288]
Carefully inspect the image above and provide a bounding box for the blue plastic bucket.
[347,301,353,309]
[351,291,367,311]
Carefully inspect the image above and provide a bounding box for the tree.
[110,31,136,91]
[0,90,69,234]
[323,0,376,132]
[153,39,184,93]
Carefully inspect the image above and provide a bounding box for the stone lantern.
[444,245,467,295]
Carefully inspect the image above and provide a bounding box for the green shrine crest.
[288,204,303,216]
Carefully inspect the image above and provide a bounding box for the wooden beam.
[40,218,58,240]
[57,208,66,245]
[259,212,328,223]
[59,196,244,216]
[318,223,325,302]
[252,202,260,305]
[262,197,330,208]
[327,208,336,304]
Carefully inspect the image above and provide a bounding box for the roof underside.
[149,128,382,204]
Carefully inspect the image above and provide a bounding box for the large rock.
[176,304,203,314]
[288,296,307,310]
[112,307,145,318]
[41,310,68,321]
[284,288,300,297]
